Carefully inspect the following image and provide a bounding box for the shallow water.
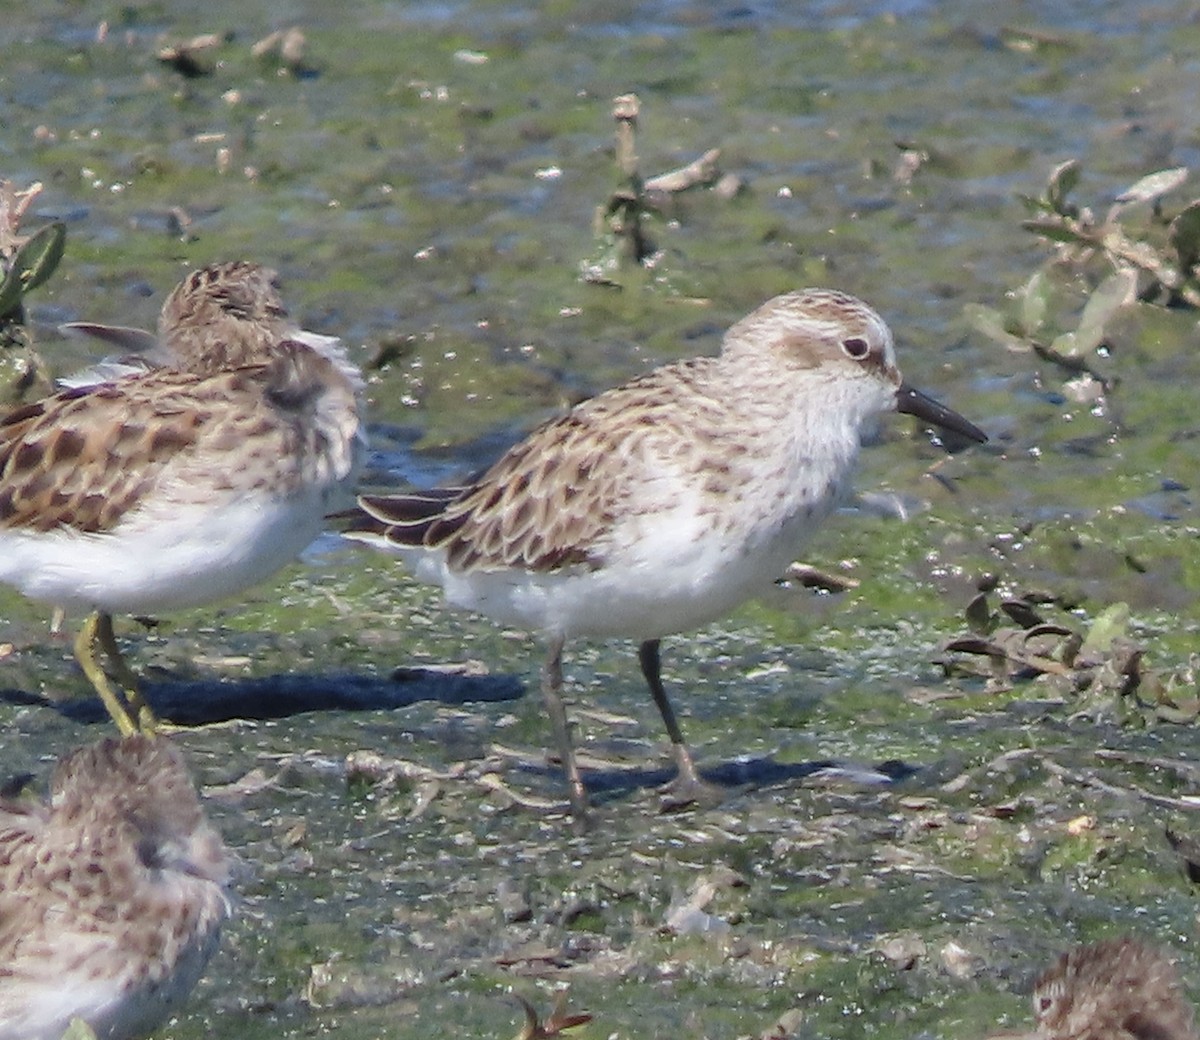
[3,0,1200,1037]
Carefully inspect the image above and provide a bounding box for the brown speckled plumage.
[0,342,358,535]
[1031,938,1197,1040]
[348,288,986,820]
[0,262,364,735]
[60,260,355,390]
[358,351,814,576]
[0,736,230,1040]
[156,260,291,370]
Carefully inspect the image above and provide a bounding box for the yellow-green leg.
[96,613,159,734]
[73,612,157,735]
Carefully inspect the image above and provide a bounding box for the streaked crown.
[158,261,292,372]
[721,287,899,384]
[159,261,286,334]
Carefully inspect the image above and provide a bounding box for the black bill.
[896,382,987,444]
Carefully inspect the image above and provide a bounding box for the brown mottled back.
[361,357,738,573]
[0,340,358,535]
[0,381,205,533]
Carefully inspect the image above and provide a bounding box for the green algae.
[2,1,1200,1038]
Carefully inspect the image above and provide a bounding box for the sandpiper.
[0,735,231,1040]
[346,288,986,820]
[59,259,349,386]
[987,937,1197,1040]
[0,262,364,734]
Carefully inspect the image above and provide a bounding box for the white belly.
[402,492,835,640]
[0,494,327,615]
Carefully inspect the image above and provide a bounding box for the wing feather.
[0,347,354,535]
[355,357,722,573]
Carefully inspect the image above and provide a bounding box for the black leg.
[541,634,589,825]
[638,638,721,809]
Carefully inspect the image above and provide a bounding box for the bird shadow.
[0,666,525,727]
[510,753,921,803]
[2,671,920,807]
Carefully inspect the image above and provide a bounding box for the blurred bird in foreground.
[988,936,1197,1040]
[0,735,231,1040]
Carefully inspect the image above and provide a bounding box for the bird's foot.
[658,770,725,813]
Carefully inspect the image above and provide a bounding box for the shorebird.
[58,259,346,386]
[0,735,231,1040]
[345,288,986,820]
[989,937,1197,1040]
[0,262,363,734]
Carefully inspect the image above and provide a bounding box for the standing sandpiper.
[0,735,231,1040]
[0,262,364,734]
[346,288,986,821]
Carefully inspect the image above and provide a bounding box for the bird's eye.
[842,336,870,359]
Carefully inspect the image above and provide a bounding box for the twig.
[1094,749,1200,784]
[644,148,722,194]
[1039,755,1200,811]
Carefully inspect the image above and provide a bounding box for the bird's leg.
[638,638,722,810]
[541,633,589,826]
[73,612,140,736]
[95,613,158,734]
[638,638,700,783]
